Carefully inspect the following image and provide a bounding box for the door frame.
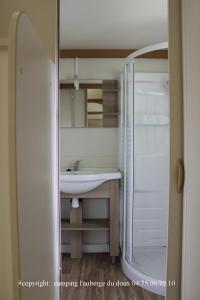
[181,0,200,299]
[166,0,183,299]
[57,1,184,300]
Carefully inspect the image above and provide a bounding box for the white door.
[14,13,60,300]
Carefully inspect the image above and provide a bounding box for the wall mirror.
[60,80,119,128]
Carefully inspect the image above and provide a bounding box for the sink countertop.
[60,168,121,194]
[60,167,121,175]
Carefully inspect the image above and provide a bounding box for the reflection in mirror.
[60,89,86,127]
[87,89,103,127]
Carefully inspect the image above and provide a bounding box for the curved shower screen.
[132,71,169,277]
[120,43,169,297]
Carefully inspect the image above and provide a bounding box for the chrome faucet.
[73,160,80,171]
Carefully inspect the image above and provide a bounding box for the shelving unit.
[103,80,119,127]
[103,89,118,92]
[61,219,109,231]
[60,180,119,260]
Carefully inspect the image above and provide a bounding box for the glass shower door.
[121,62,169,280]
[120,43,169,297]
[132,71,169,280]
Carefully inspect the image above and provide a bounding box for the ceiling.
[60,0,168,50]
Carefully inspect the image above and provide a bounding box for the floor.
[61,253,165,300]
[133,246,167,280]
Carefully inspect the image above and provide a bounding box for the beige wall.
[0,43,15,300]
[0,0,57,59]
[182,0,200,299]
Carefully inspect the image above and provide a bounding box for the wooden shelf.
[87,112,119,116]
[103,112,119,115]
[87,111,103,115]
[103,89,118,92]
[88,99,103,104]
[61,219,109,231]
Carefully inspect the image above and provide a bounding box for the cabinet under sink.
[60,179,120,262]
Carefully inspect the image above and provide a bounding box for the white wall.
[60,57,168,250]
[60,128,118,169]
[60,58,168,80]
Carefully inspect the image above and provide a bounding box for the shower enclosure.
[119,43,169,296]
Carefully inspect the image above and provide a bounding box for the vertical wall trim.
[182,0,200,299]
[166,0,183,299]
[8,11,22,300]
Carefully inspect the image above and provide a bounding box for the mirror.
[60,80,118,128]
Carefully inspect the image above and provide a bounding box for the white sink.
[60,168,121,195]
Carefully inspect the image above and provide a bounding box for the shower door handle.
[176,159,185,193]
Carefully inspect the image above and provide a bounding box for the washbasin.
[60,169,121,194]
